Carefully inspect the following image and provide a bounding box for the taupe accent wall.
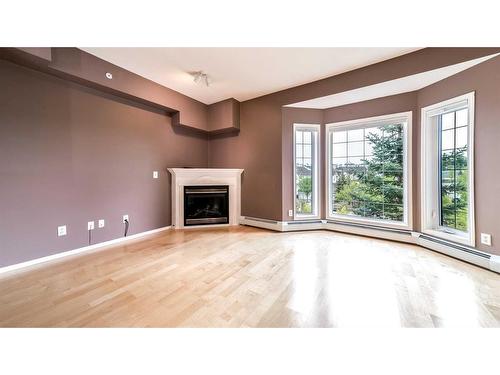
[0,60,208,267]
[209,48,500,222]
[279,56,500,255]
[3,48,500,267]
[417,55,500,254]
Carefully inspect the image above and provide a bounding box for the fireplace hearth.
[184,185,229,226]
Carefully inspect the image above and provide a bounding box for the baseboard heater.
[287,220,324,225]
[325,219,413,236]
[416,233,500,273]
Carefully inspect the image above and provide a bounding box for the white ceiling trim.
[285,53,500,109]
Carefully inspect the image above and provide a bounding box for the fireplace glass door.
[184,185,229,226]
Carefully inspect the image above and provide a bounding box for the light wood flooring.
[1,226,499,327]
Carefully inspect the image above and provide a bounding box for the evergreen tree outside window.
[326,113,412,228]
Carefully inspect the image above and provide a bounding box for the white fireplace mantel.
[167,168,244,229]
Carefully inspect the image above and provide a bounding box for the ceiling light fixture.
[190,71,210,87]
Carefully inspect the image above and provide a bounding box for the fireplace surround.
[167,168,244,229]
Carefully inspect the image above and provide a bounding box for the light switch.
[98,219,105,228]
[153,171,159,179]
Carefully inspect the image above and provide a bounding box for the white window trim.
[325,111,413,230]
[293,123,321,220]
[420,92,475,247]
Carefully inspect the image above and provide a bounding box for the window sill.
[421,228,474,247]
[326,213,412,231]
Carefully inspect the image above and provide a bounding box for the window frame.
[293,123,321,220]
[420,92,475,246]
[325,111,413,230]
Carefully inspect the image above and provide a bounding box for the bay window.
[326,112,412,228]
[293,124,320,219]
[421,92,475,246]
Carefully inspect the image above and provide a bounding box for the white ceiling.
[286,53,500,109]
[81,48,420,104]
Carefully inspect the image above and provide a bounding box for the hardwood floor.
[1,226,499,327]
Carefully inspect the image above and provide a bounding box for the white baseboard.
[240,216,500,274]
[240,216,413,241]
[0,226,171,275]
[239,216,286,231]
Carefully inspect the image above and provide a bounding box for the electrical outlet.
[98,219,105,228]
[57,225,67,237]
[288,209,293,217]
[122,215,129,223]
[481,233,492,246]
[87,221,95,230]
[153,171,159,179]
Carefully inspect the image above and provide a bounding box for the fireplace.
[184,185,229,226]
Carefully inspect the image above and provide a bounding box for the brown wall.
[208,98,240,133]
[209,48,500,222]
[209,97,283,220]
[282,108,323,219]
[3,48,500,267]
[417,55,500,254]
[0,60,208,267]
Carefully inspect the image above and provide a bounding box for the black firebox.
[184,185,229,226]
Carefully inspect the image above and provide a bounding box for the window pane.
[456,209,468,232]
[303,144,312,158]
[329,120,407,223]
[332,143,347,157]
[347,156,363,165]
[295,126,318,217]
[441,129,454,150]
[441,209,456,228]
[384,204,404,222]
[365,140,374,155]
[333,131,346,143]
[296,131,303,144]
[332,157,347,166]
[456,126,468,149]
[348,141,364,156]
[296,145,302,158]
[348,128,364,141]
[365,202,384,219]
[441,150,455,170]
[442,112,455,130]
[438,108,470,233]
[456,108,468,127]
[303,131,312,144]
[365,127,383,139]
